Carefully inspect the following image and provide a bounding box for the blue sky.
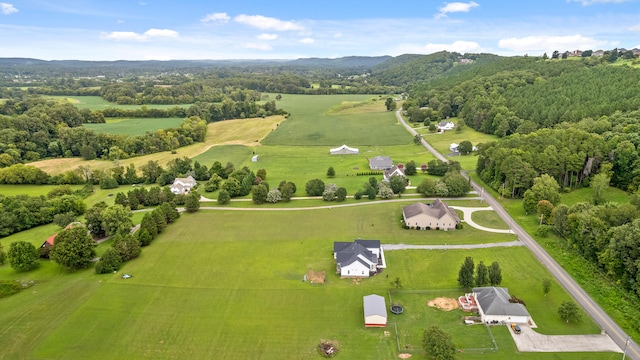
[0,0,639,60]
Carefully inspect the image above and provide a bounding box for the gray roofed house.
[473,287,531,324]
[383,165,406,182]
[170,175,196,195]
[363,294,387,327]
[369,156,393,170]
[333,240,385,278]
[402,199,460,230]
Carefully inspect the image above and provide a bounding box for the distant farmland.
[83,117,184,136]
[47,95,191,110]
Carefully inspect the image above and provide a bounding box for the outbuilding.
[363,294,387,327]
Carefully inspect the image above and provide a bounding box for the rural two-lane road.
[396,109,639,359]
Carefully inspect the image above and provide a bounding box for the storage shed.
[363,294,387,327]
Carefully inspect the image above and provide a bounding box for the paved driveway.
[510,325,622,353]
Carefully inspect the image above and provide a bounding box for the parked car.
[511,323,521,334]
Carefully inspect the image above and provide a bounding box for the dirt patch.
[306,270,326,284]
[427,297,459,311]
[398,354,412,359]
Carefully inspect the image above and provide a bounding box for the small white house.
[450,143,459,152]
[383,165,406,182]
[251,155,259,162]
[333,240,386,278]
[363,294,387,327]
[170,175,196,195]
[438,121,455,131]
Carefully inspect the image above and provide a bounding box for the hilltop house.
[170,175,196,195]
[330,144,359,155]
[369,156,393,170]
[402,199,460,230]
[459,287,532,324]
[333,239,386,278]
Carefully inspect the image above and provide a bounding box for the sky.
[0,0,639,61]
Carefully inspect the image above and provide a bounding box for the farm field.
[84,117,184,135]
[2,93,626,359]
[0,210,610,360]
[47,96,191,110]
[30,115,284,175]
[262,94,410,146]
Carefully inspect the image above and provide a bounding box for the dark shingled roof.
[473,287,530,317]
[334,240,380,268]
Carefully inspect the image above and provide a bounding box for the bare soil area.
[427,297,459,311]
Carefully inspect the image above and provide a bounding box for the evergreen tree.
[457,256,475,289]
[488,261,503,286]
[475,261,489,286]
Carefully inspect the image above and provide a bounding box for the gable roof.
[369,156,392,169]
[403,199,460,223]
[383,165,406,181]
[473,287,530,317]
[334,239,380,269]
[173,175,196,186]
[363,294,387,318]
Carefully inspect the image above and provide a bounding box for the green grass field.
[84,117,184,135]
[262,94,411,146]
[47,96,191,110]
[0,210,610,359]
[0,93,627,359]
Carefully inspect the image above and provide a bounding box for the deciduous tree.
[95,248,122,274]
[558,301,581,323]
[7,241,39,271]
[423,325,456,360]
[50,226,96,271]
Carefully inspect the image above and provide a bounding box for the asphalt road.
[395,109,638,359]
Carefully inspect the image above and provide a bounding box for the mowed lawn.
[84,117,184,136]
[0,210,611,360]
[262,94,411,146]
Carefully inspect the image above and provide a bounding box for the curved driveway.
[396,109,633,357]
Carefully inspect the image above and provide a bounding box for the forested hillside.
[405,53,640,305]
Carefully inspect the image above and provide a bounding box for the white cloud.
[243,42,272,51]
[298,37,315,44]
[102,28,179,42]
[436,1,479,18]
[0,2,18,14]
[234,14,304,31]
[629,24,640,32]
[498,34,608,52]
[201,12,230,23]
[257,33,278,41]
[568,0,628,5]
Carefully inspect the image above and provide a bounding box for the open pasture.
[48,96,191,110]
[224,144,436,194]
[83,117,183,136]
[0,210,607,359]
[262,94,410,146]
[29,115,284,175]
